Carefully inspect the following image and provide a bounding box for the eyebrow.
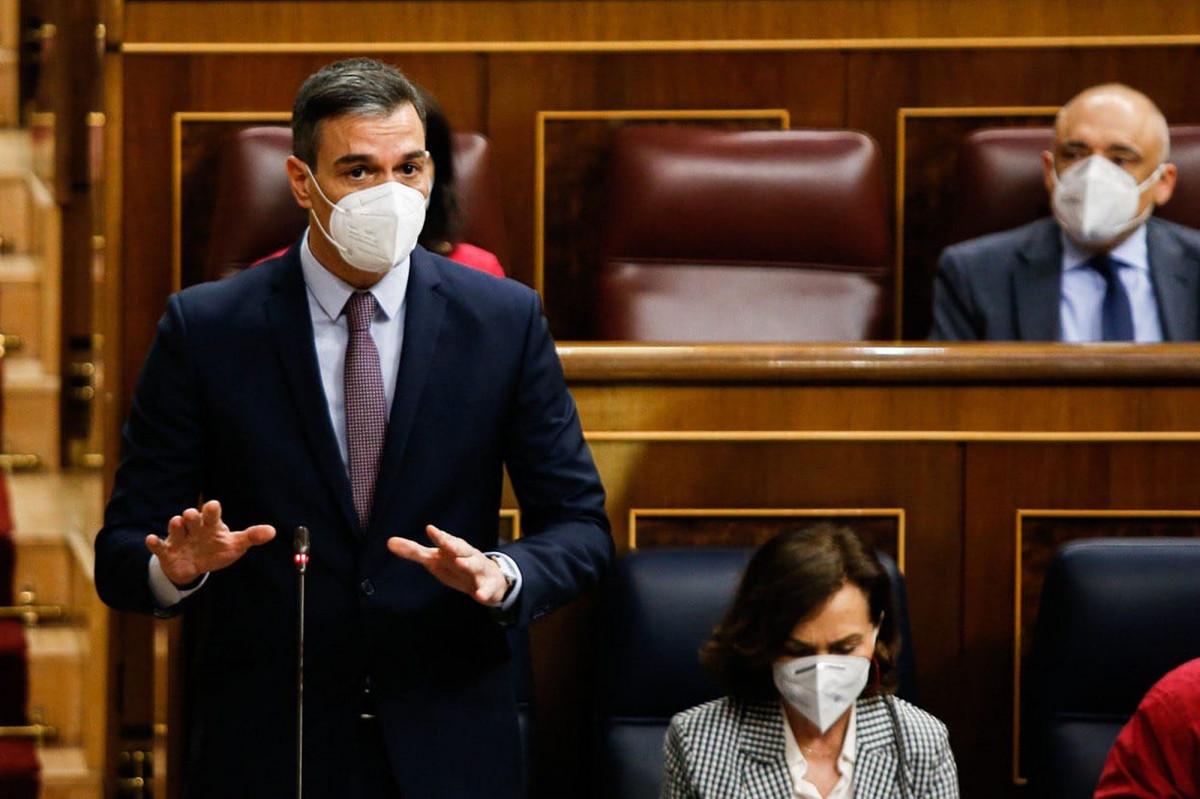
[330,150,429,168]
[1059,139,1143,158]
[786,633,863,650]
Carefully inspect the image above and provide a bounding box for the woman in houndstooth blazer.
[661,524,959,799]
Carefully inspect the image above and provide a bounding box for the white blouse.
[781,702,857,799]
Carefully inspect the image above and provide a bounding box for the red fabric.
[251,242,505,277]
[1094,658,1200,798]
[445,242,505,277]
[0,620,29,723]
[0,471,12,535]
[0,471,14,605]
[0,739,40,799]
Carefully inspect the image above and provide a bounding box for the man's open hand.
[387,525,508,606]
[146,499,276,587]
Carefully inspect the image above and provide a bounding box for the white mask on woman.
[306,165,427,273]
[1051,154,1164,247]
[773,654,871,734]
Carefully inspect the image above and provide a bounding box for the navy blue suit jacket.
[95,244,612,798]
[930,216,1200,341]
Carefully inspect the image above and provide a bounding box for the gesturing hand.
[387,525,509,607]
[146,499,277,588]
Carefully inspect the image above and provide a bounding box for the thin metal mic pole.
[293,526,311,799]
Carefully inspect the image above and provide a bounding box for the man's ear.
[1152,162,1178,207]
[285,155,315,210]
[1041,150,1057,197]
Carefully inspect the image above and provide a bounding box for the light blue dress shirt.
[1060,224,1163,342]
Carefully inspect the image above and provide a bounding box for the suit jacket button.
[361,579,374,596]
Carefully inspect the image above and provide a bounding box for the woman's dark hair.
[415,86,463,253]
[291,58,426,168]
[700,523,901,701]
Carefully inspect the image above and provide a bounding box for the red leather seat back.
[203,126,508,282]
[948,125,1200,246]
[595,126,892,341]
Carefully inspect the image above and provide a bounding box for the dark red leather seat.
[203,126,509,282]
[948,125,1200,246]
[594,126,893,341]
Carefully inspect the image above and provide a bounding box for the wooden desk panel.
[538,344,1200,799]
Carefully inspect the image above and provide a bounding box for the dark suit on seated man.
[95,59,612,799]
[932,83,1200,342]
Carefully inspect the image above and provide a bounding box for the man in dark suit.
[95,59,612,798]
[931,84,1200,341]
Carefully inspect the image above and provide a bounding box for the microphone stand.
[293,526,310,799]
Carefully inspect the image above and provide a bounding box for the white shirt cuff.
[485,551,523,611]
[149,554,209,607]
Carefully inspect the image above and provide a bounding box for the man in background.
[931,83,1200,341]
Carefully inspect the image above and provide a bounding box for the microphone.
[294,525,310,573]
[293,526,310,799]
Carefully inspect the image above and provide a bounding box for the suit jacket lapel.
[855,695,903,797]
[1012,219,1064,341]
[371,248,447,529]
[737,701,792,798]
[1147,218,1200,341]
[264,249,360,534]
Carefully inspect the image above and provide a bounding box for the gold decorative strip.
[628,507,905,570]
[1010,508,1200,784]
[893,105,1058,337]
[0,723,57,742]
[500,508,522,541]
[122,34,1200,56]
[535,108,790,299]
[582,430,1200,443]
[171,111,292,293]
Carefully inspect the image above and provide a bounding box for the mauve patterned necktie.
[344,291,387,527]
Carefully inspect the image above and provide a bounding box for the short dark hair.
[415,86,463,251]
[291,58,427,168]
[700,523,901,701]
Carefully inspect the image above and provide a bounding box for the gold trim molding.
[584,431,1200,443]
[628,507,905,567]
[123,34,1200,56]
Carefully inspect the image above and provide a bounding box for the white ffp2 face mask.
[306,166,427,273]
[1051,154,1164,247]
[773,654,871,734]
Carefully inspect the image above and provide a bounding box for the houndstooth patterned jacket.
[661,694,959,799]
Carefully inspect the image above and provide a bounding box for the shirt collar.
[299,229,410,322]
[1061,222,1150,273]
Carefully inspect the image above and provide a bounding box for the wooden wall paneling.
[489,50,846,335]
[120,54,190,414]
[960,442,1200,797]
[121,1,1200,46]
[628,508,903,559]
[568,381,1200,436]
[486,53,601,290]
